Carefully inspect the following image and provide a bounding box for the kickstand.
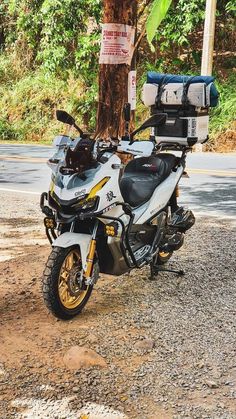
[149,264,185,280]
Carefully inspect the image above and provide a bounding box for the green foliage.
[157,0,205,48]
[152,0,235,50]
[210,74,236,136]
[2,0,101,77]
[146,0,172,49]
[0,119,18,141]
[225,0,236,15]
[0,0,101,141]
[0,55,95,142]
[0,0,235,145]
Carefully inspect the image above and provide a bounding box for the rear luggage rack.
[142,72,219,147]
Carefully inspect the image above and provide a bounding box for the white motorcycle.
[40,108,195,320]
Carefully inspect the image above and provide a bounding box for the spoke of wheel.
[67,253,75,270]
[60,269,69,280]
[65,291,71,302]
[68,295,76,303]
[60,285,69,300]
[59,280,67,290]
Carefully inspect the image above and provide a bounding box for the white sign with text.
[99,23,135,65]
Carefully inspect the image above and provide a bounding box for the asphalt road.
[0,144,235,218]
[0,144,51,195]
[179,153,236,218]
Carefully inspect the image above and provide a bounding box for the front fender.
[52,232,92,270]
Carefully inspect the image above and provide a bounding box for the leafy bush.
[210,74,236,136]
[2,0,101,77]
[0,58,96,142]
[0,119,18,141]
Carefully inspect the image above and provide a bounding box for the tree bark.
[96,0,137,139]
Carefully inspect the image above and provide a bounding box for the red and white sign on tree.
[99,23,135,65]
[128,70,137,110]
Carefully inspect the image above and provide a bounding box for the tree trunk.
[96,0,137,139]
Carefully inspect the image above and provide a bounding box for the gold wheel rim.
[58,249,89,310]
[159,251,170,258]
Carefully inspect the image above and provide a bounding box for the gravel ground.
[0,191,236,418]
[0,192,47,262]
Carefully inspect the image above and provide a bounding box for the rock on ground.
[63,346,107,370]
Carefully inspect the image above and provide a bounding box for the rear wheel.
[156,250,173,265]
[42,246,93,320]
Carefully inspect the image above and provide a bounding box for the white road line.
[0,156,47,163]
[0,187,40,195]
[188,168,236,176]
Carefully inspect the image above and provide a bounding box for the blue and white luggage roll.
[142,72,219,108]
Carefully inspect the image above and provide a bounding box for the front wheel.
[42,246,93,320]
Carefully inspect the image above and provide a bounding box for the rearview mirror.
[130,113,167,139]
[56,110,75,126]
[56,110,84,137]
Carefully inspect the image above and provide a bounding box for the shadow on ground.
[180,175,236,217]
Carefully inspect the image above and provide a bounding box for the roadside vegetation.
[0,0,235,148]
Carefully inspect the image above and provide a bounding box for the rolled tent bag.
[142,72,219,108]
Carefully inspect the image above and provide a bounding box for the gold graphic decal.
[88,177,110,199]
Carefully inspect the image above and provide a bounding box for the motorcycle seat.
[120,153,178,208]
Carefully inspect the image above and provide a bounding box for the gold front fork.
[84,220,99,279]
[84,239,97,279]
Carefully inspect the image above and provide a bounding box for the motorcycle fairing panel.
[50,149,183,223]
[49,148,184,276]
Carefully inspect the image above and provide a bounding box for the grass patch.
[0,55,96,143]
[210,73,236,136]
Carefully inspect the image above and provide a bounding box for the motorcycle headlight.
[72,196,99,211]
[48,176,110,214]
[72,177,110,212]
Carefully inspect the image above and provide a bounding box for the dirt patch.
[207,123,236,152]
[213,130,236,152]
[0,217,236,418]
[0,218,38,227]
[0,218,47,262]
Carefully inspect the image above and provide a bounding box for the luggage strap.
[181,76,201,106]
[155,75,176,108]
[155,75,205,108]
